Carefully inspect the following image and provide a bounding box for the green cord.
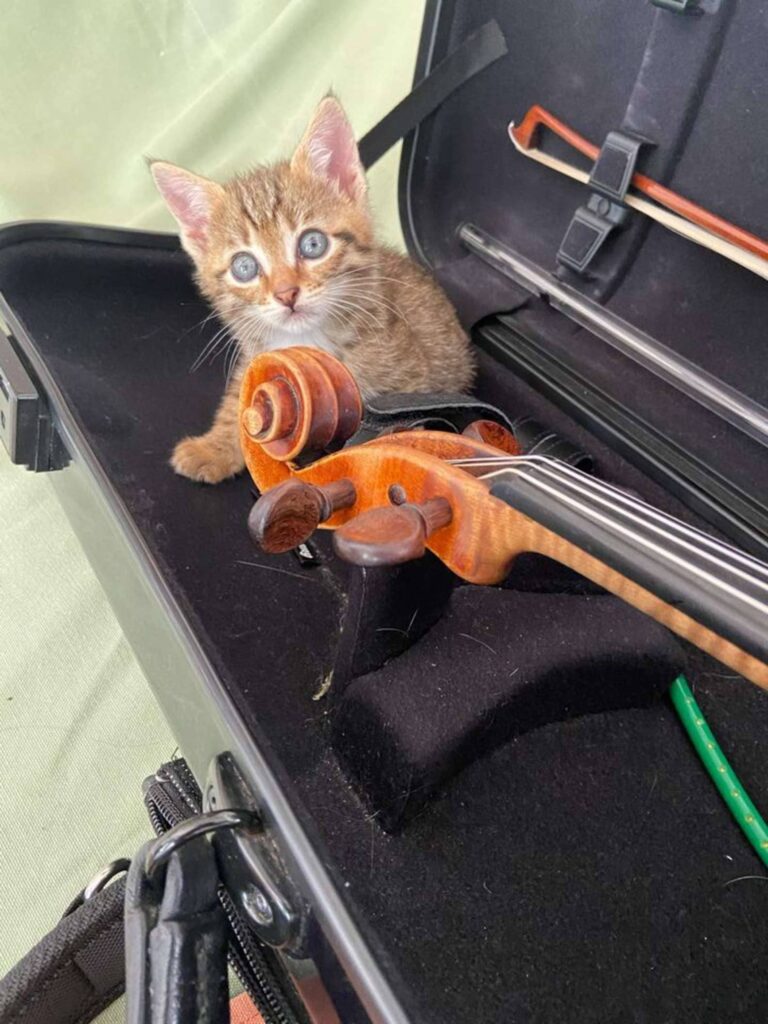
[670,674,768,867]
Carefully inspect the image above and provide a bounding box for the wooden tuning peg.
[332,497,452,567]
[249,477,356,553]
[462,419,519,454]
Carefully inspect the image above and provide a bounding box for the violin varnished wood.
[249,477,356,554]
[462,419,520,454]
[334,497,453,566]
[531,527,768,689]
[239,346,363,491]
[304,436,768,689]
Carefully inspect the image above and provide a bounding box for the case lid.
[400,0,768,554]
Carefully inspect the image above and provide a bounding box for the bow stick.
[509,105,768,280]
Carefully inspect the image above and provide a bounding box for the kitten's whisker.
[232,317,271,367]
[325,296,386,331]
[190,324,233,372]
[323,305,371,334]
[329,271,411,310]
[191,310,255,372]
[324,309,350,333]
[325,307,372,336]
[224,340,242,389]
[332,268,422,292]
[322,290,376,322]
[177,308,222,347]
[335,287,408,325]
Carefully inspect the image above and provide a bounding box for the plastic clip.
[557,130,644,275]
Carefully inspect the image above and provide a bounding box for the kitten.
[151,96,474,484]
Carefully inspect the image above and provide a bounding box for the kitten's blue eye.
[298,229,329,260]
[231,251,259,282]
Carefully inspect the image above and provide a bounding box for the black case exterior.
[1,3,768,1023]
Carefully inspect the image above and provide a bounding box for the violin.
[239,347,768,690]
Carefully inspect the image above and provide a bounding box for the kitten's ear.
[150,161,224,260]
[291,97,366,203]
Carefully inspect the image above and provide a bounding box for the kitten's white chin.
[274,308,317,334]
[258,313,339,355]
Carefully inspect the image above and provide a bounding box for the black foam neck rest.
[333,586,683,831]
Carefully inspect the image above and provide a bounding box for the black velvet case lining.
[2,234,767,1023]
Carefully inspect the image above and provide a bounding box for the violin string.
[523,458,768,582]
[542,461,768,579]
[473,460,768,615]
[526,458,768,592]
[452,452,768,583]
[479,456,768,593]
[473,454,768,591]
[449,455,768,584]
[483,461,768,614]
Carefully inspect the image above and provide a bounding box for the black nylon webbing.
[0,880,125,1024]
[358,19,507,169]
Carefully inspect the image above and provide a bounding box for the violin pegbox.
[239,347,520,578]
[239,346,363,491]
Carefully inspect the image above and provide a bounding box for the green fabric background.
[0,2,423,1016]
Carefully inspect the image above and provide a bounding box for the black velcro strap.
[358,19,507,170]
[0,880,126,1024]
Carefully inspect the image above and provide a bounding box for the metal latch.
[0,326,66,471]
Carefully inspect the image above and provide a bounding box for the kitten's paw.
[170,435,244,484]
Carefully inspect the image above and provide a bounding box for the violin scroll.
[240,347,363,475]
[333,497,453,567]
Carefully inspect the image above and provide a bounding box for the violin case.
[2,1,767,1021]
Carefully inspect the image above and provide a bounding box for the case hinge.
[557,130,645,276]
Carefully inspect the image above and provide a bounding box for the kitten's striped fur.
[152,97,473,483]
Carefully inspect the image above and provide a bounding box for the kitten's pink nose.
[274,285,300,309]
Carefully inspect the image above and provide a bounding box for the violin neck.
[489,467,768,688]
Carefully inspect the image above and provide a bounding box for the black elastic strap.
[349,389,516,445]
[358,19,507,169]
[0,880,126,1024]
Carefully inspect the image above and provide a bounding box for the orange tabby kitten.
[151,96,474,484]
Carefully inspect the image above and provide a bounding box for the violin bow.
[509,105,768,281]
